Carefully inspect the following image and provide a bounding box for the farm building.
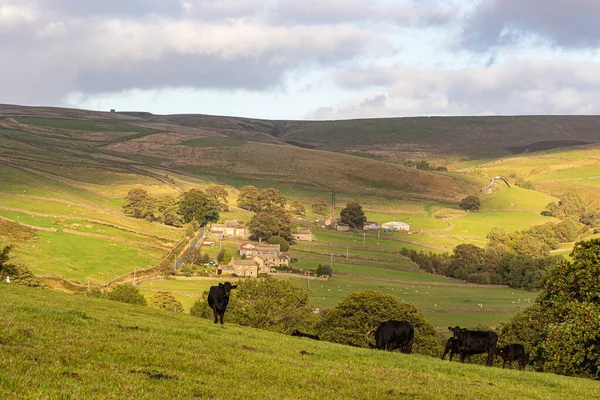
[381,221,410,232]
[293,229,314,241]
[336,223,350,231]
[228,258,266,277]
[364,221,378,230]
[255,254,290,269]
[210,220,249,239]
[238,243,281,257]
[216,264,235,276]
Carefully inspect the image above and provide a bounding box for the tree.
[0,245,40,287]
[545,190,587,219]
[256,188,286,212]
[311,197,328,215]
[155,196,182,227]
[316,291,441,356]
[267,235,290,252]
[339,202,366,229]
[178,188,220,224]
[105,284,147,306]
[237,185,259,212]
[289,200,305,216]
[459,195,481,212]
[249,209,295,243]
[206,185,229,211]
[148,292,184,313]
[190,277,319,333]
[122,188,155,219]
[217,250,231,264]
[499,239,600,378]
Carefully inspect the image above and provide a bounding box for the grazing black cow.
[291,329,320,340]
[448,326,498,366]
[496,344,528,370]
[374,320,414,354]
[207,282,237,324]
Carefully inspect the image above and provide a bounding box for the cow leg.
[219,312,224,325]
[213,309,219,324]
[502,359,506,368]
[460,352,466,363]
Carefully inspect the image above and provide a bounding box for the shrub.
[459,196,481,212]
[316,291,441,356]
[105,284,147,306]
[148,292,183,313]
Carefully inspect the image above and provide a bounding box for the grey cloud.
[310,61,600,119]
[75,54,287,93]
[460,0,600,51]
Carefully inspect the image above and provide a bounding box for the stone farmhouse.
[238,243,281,257]
[293,228,314,242]
[210,220,249,239]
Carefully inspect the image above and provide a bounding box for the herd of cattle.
[207,282,528,369]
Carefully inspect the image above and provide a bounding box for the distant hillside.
[0,105,479,202]
[2,104,599,161]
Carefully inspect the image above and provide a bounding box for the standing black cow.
[448,326,497,366]
[442,337,459,361]
[496,344,528,370]
[208,282,237,324]
[374,320,415,353]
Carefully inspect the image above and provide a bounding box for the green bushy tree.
[316,291,441,356]
[459,195,481,212]
[191,277,318,333]
[267,235,290,252]
[499,239,600,378]
[148,292,183,313]
[105,284,147,306]
[339,202,366,229]
[179,189,220,225]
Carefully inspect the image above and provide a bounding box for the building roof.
[229,258,257,266]
[239,243,256,249]
[296,229,312,235]
[383,221,410,226]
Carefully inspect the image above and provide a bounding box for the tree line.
[122,185,229,227]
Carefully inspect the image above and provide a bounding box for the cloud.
[460,0,600,51]
[309,60,600,119]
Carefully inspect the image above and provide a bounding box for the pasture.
[2,285,594,400]
[132,276,535,329]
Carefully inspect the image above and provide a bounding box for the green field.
[10,231,166,284]
[132,276,535,329]
[2,285,594,400]
[15,117,150,133]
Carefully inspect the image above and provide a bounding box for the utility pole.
[330,191,336,218]
[363,232,366,247]
[346,245,349,260]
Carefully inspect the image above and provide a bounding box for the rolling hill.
[1,285,596,399]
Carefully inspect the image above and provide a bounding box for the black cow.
[448,326,498,366]
[442,337,459,361]
[374,320,414,354]
[291,329,320,340]
[496,344,528,370]
[207,282,237,324]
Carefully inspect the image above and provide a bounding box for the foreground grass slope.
[1,285,596,400]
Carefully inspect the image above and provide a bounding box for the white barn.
[381,221,410,232]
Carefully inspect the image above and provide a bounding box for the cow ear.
[219,283,224,287]
[231,285,237,289]
[448,327,453,331]
[461,328,467,332]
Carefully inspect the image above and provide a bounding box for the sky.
[1,0,600,120]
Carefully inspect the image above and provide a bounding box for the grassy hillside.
[1,285,596,400]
